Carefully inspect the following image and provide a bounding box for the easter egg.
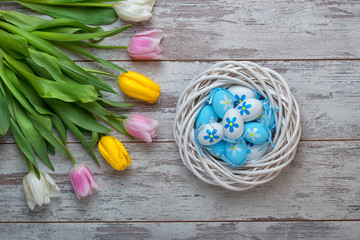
[211,89,234,119]
[228,86,256,105]
[258,103,276,131]
[225,139,248,166]
[222,108,244,139]
[236,98,263,122]
[244,122,269,144]
[246,142,269,161]
[204,140,227,159]
[195,104,219,129]
[196,122,224,146]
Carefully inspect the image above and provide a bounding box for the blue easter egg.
[244,122,269,144]
[246,142,269,161]
[228,86,256,106]
[236,98,263,122]
[222,108,244,139]
[196,122,224,146]
[225,139,248,166]
[204,140,227,159]
[195,104,219,128]
[211,89,234,119]
[258,103,276,131]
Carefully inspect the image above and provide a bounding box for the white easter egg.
[211,89,234,119]
[236,98,263,122]
[228,86,256,105]
[222,108,244,139]
[196,122,224,146]
[246,142,269,161]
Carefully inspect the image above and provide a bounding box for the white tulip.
[23,171,61,210]
[113,0,155,22]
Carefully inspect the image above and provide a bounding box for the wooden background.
[0,0,359,239]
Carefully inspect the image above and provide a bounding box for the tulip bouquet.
[3,0,155,25]
[0,10,160,209]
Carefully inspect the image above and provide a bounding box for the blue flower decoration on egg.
[224,117,239,133]
[203,129,219,143]
[235,94,246,104]
[239,101,252,116]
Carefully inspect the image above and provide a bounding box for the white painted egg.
[236,98,263,122]
[227,86,256,105]
[246,142,269,161]
[195,104,219,129]
[204,140,227,159]
[225,139,248,167]
[210,89,234,119]
[196,122,224,146]
[222,108,244,139]
[244,122,269,144]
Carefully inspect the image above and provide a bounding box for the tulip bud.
[118,71,160,103]
[128,29,163,60]
[113,0,155,22]
[23,171,61,210]
[70,164,99,200]
[98,136,131,171]
[125,114,158,143]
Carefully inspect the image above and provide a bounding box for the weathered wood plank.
[0,140,359,221]
[0,221,359,240]
[0,0,359,60]
[0,60,358,144]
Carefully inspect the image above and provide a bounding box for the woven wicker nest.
[173,61,301,191]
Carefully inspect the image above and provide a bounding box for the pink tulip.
[70,164,99,200]
[125,114,158,143]
[127,29,163,60]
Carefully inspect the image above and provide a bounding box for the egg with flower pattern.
[196,122,224,146]
[204,140,227,159]
[246,142,269,161]
[211,89,234,119]
[225,139,248,166]
[228,86,256,106]
[236,98,263,122]
[222,108,244,139]
[244,122,269,144]
[195,104,219,128]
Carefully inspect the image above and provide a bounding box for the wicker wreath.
[173,61,301,191]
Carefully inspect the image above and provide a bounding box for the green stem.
[81,67,119,78]
[18,1,115,7]
[25,157,33,171]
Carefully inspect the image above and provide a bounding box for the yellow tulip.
[118,71,160,103]
[98,136,131,171]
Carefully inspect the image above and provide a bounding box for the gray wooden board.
[0,221,359,240]
[0,141,359,221]
[0,0,359,60]
[0,0,359,238]
[0,60,358,144]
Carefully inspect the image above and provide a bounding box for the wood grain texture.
[1,221,359,240]
[0,0,359,60]
[0,141,359,221]
[0,0,359,238]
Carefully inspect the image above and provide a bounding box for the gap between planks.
[73,58,360,63]
[0,219,359,224]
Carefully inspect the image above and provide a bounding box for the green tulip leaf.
[0,91,10,136]
[20,3,118,25]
